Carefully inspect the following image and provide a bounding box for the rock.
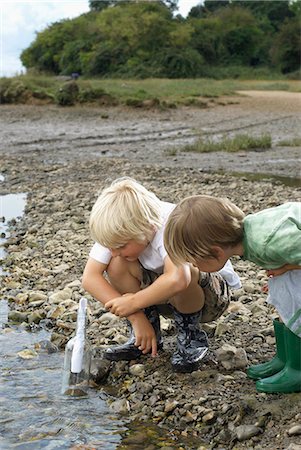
[122,432,148,445]
[215,322,230,336]
[288,424,301,436]
[215,344,248,370]
[8,310,28,322]
[164,400,179,413]
[243,282,257,294]
[17,349,38,359]
[47,305,66,319]
[28,291,48,302]
[90,356,111,384]
[52,264,70,274]
[34,340,58,353]
[235,424,262,441]
[15,293,28,304]
[49,288,72,304]
[109,398,130,414]
[98,312,120,324]
[27,311,43,324]
[129,364,145,378]
[202,410,216,424]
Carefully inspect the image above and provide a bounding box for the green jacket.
[242,202,301,269]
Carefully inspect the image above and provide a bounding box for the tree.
[89,0,178,13]
[189,17,226,64]
[20,0,298,78]
[270,16,301,73]
[89,0,116,11]
[233,0,294,31]
[189,0,230,18]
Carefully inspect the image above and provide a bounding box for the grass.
[182,134,272,153]
[277,137,301,147]
[1,75,300,106]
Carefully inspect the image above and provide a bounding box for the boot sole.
[104,351,142,361]
[172,347,208,373]
[104,342,163,362]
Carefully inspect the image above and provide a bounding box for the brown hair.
[164,195,245,265]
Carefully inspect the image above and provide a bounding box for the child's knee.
[171,285,205,314]
[107,257,127,282]
[107,257,141,289]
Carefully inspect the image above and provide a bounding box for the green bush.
[157,48,204,78]
[55,81,79,106]
[0,78,27,103]
[77,85,106,102]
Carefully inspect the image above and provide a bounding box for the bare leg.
[104,256,163,361]
[170,266,205,313]
[107,256,142,294]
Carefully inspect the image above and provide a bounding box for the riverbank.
[1,92,301,449]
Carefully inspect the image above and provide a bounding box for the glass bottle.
[61,297,91,397]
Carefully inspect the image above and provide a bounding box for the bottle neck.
[76,314,86,339]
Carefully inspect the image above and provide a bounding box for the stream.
[0,190,127,450]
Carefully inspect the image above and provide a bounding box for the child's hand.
[261,283,269,293]
[105,294,139,317]
[129,312,158,357]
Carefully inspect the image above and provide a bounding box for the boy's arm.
[267,264,301,277]
[105,256,191,317]
[82,257,122,304]
[82,257,158,356]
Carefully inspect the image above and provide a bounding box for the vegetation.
[277,137,301,147]
[18,0,300,79]
[1,76,299,107]
[181,133,272,153]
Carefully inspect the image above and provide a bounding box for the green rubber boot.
[247,319,286,380]
[256,326,301,393]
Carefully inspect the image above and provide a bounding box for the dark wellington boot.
[171,307,208,373]
[104,306,163,361]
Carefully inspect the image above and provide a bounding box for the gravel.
[1,92,300,449]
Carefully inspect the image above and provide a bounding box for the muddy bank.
[0,92,301,449]
[1,90,301,182]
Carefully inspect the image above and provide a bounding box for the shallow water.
[0,323,127,449]
[0,192,27,271]
[0,187,127,449]
[217,170,301,188]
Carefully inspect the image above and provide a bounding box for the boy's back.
[243,202,301,268]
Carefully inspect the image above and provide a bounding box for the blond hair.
[164,195,245,265]
[89,177,163,248]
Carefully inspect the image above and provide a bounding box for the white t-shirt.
[89,200,241,289]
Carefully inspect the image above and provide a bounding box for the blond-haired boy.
[164,195,301,391]
[82,178,240,373]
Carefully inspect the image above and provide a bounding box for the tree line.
[20,0,300,79]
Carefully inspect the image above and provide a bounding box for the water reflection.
[0,327,127,449]
[0,192,27,270]
[0,299,8,328]
[217,170,301,188]
[0,187,127,449]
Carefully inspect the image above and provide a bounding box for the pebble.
[235,424,262,441]
[288,425,301,436]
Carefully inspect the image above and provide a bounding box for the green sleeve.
[264,217,301,266]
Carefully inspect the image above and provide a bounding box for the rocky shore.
[1,97,301,449]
